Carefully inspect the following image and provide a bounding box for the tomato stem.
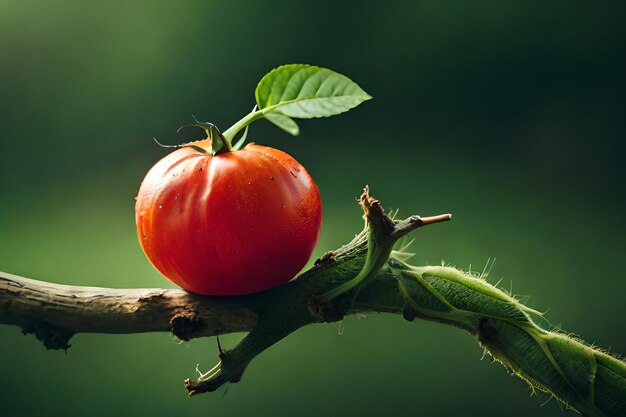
[223,110,264,144]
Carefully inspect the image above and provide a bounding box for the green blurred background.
[1,1,625,416]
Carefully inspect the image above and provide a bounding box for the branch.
[0,189,624,417]
[0,272,258,349]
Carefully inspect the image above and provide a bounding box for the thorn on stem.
[411,213,452,227]
[217,335,224,356]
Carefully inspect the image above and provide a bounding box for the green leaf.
[265,112,300,136]
[222,64,372,143]
[255,64,372,119]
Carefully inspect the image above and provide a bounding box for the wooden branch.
[0,272,258,349]
[1,189,624,416]
[0,189,447,351]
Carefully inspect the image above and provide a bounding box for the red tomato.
[135,140,322,296]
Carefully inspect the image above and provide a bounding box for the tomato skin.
[135,142,322,296]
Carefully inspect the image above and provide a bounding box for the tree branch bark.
[0,271,258,349]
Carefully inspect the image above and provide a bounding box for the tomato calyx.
[180,121,232,155]
[153,119,234,156]
[152,137,212,155]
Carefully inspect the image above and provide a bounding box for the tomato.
[135,140,322,296]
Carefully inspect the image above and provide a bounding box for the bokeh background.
[1,1,625,416]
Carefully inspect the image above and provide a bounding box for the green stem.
[311,187,407,320]
[318,225,391,301]
[223,110,264,143]
[391,262,626,417]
